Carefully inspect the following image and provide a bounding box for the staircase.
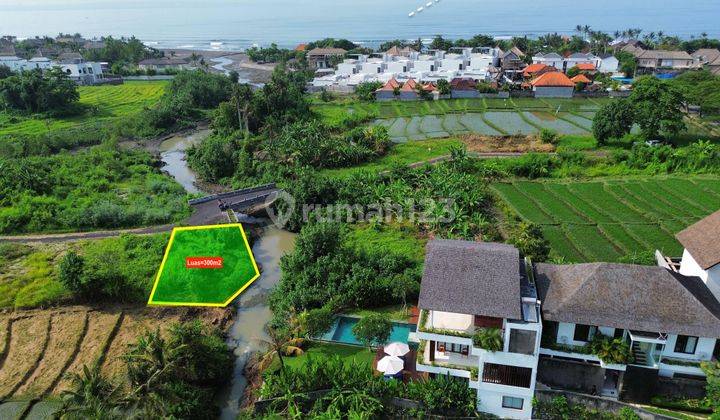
[632,342,648,365]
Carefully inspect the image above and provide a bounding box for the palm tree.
[232,83,254,138]
[255,326,304,372]
[58,362,124,420]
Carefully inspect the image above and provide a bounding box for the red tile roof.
[523,63,548,76]
[294,43,307,52]
[423,83,437,92]
[376,77,400,91]
[571,74,592,84]
[575,63,596,71]
[400,78,418,92]
[531,72,575,88]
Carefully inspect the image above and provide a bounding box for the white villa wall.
[413,60,436,72]
[336,62,357,76]
[361,62,383,74]
[386,61,408,73]
[440,58,464,72]
[599,57,619,73]
[476,387,534,420]
[663,335,716,361]
[679,249,720,301]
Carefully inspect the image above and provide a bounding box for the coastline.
[160,49,275,84]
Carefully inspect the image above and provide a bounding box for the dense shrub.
[0,68,79,114]
[186,134,239,182]
[269,222,420,324]
[0,146,188,233]
[355,81,383,101]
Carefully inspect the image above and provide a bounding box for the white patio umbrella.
[384,342,411,357]
[376,355,404,375]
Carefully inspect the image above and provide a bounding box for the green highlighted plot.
[148,224,260,307]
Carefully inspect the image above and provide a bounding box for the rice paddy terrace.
[0,81,167,137]
[493,176,720,263]
[316,97,609,143]
[0,305,224,419]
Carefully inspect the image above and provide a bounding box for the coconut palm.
[58,362,124,420]
[255,326,305,372]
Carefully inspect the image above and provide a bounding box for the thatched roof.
[418,240,522,319]
[535,263,720,337]
[677,210,720,270]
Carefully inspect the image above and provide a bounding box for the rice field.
[0,81,167,137]
[317,97,611,142]
[493,176,720,262]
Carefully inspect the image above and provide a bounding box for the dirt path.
[0,224,176,244]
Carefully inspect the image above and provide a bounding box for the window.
[437,342,469,355]
[502,396,524,410]
[674,335,698,354]
[614,328,625,339]
[574,324,592,342]
[509,329,536,355]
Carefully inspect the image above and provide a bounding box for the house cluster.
[411,210,720,419]
[310,44,621,99]
[0,47,107,85]
[614,39,715,76]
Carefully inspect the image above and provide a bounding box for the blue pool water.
[323,316,416,346]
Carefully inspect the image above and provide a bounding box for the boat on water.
[417,6,424,12]
[426,2,433,7]
[408,11,415,17]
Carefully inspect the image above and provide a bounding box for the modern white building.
[58,53,104,84]
[414,211,720,419]
[532,52,614,73]
[677,210,720,301]
[414,241,541,419]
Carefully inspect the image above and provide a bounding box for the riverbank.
[161,49,275,84]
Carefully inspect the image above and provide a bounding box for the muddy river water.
[158,128,296,417]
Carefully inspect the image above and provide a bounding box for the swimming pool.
[319,315,417,346]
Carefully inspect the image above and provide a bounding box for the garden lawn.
[0,81,167,137]
[283,342,375,370]
[493,176,720,262]
[321,138,462,178]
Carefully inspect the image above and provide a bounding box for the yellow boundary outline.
[147,223,260,308]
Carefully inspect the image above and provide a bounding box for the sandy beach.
[161,49,276,84]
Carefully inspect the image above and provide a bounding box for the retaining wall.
[535,390,675,420]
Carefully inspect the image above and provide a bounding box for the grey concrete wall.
[655,376,707,399]
[451,90,479,99]
[537,357,605,394]
[376,91,395,101]
[534,86,574,98]
[399,92,419,101]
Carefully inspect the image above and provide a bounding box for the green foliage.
[405,374,477,416]
[306,38,358,51]
[355,81,383,101]
[269,120,390,169]
[0,145,188,233]
[59,362,124,419]
[507,153,557,178]
[472,328,503,351]
[186,134,239,182]
[351,313,392,348]
[476,81,498,94]
[270,222,420,321]
[534,395,620,420]
[0,68,79,114]
[630,77,686,139]
[61,234,168,302]
[300,306,336,338]
[246,43,296,63]
[616,51,638,78]
[83,36,162,66]
[617,250,656,266]
[142,70,232,132]
[592,99,634,144]
[506,221,551,262]
[673,70,720,114]
[588,334,633,365]
[436,79,451,95]
[540,128,560,145]
[651,395,713,414]
[702,360,720,416]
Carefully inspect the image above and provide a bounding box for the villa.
[412,211,720,419]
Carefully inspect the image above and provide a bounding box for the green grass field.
[0,81,167,136]
[282,342,375,370]
[493,176,720,262]
[149,225,259,306]
[321,138,462,178]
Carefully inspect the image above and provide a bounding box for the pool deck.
[373,346,425,382]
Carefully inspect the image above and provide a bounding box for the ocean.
[0,0,718,51]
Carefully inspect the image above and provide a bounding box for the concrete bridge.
[186,183,280,225]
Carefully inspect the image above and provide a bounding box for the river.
[158,129,210,194]
[157,128,296,417]
[218,227,296,419]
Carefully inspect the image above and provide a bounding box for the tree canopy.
[0,68,79,114]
